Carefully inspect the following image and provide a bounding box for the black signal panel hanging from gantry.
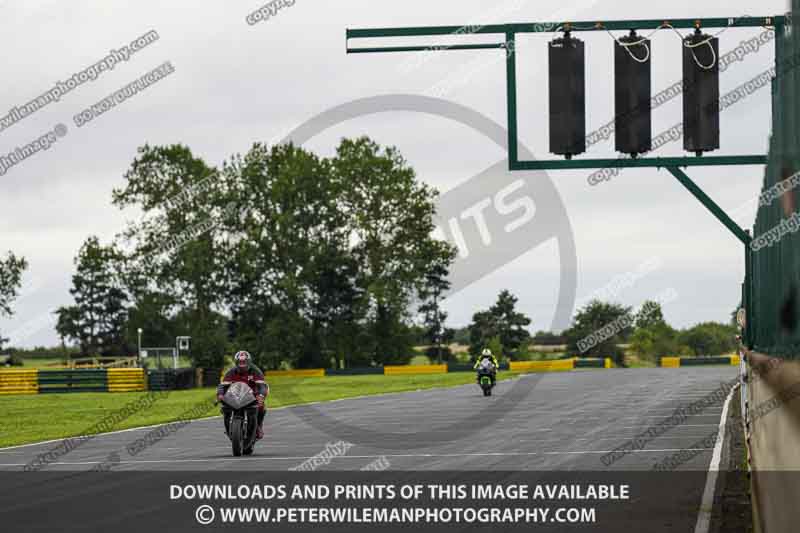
[683,32,720,155]
[614,32,652,156]
[549,34,586,158]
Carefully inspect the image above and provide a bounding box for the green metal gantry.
[346,15,788,347]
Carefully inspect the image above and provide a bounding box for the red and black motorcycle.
[221,382,260,456]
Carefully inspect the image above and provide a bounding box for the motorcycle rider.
[217,351,269,439]
[473,348,500,386]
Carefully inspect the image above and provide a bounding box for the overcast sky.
[0,0,789,347]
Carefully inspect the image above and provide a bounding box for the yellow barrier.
[265,369,325,378]
[107,368,146,392]
[384,364,447,375]
[660,357,681,368]
[604,358,612,369]
[0,369,39,395]
[509,360,575,372]
[729,354,741,366]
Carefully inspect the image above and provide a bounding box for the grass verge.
[0,371,523,448]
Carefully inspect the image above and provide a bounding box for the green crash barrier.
[574,358,611,368]
[38,369,108,394]
[679,356,734,366]
[659,355,740,367]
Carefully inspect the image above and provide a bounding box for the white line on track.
[618,424,720,429]
[693,384,737,533]
[0,447,716,467]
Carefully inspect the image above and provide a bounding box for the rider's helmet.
[234,350,251,371]
[481,348,492,357]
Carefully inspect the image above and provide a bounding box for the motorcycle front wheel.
[231,418,244,457]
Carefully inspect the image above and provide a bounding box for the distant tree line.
[557,299,739,366]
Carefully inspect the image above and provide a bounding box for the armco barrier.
[509,360,575,372]
[660,357,681,368]
[659,355,739,367]
[574,358,612,369]
[0,369,39,395]
[149,369,194,391]
[384,364,447,375]
[266,369,325,378]
[107,368,146,392]
[325,367,384,376]
[38,369,107,393]
[447,362,511,372]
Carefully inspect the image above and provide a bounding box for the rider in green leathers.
[474,348,500,386]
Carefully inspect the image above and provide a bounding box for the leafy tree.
[0,251,28,349]
[635,300,667,329]
[468,290,532,359]
[333,137,455,365]
[55,237,129,356]
[220,142,357,368]
[679,322,738,356]
[491,290,532,355]
[417,253,456,363]
[564,300,633,365]
[486,336,504,360]
[468,310,498,357]
[112,144,227,367]
[630,301,679,362]
[630,323,679,362]
[123,292,177,351]
[173,308,229,369]
[301,245,365,369]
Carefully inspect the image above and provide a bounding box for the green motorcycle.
[477,359,496,396]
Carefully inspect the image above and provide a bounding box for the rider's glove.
[257,394,265,408]
[216,393,224,402]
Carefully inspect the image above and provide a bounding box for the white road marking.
[694,384,737,533]
[0,447,716,467]
[618,424,720,429]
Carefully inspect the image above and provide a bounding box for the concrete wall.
[745,351,800,532]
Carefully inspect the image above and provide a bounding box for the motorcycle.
[220,382,260,456]
[477,359,496,397]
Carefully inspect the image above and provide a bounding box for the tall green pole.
[745,238,754,349]
[505,31,518,167]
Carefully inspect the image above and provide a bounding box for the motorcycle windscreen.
[223,381,256,409]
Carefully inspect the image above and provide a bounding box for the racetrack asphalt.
[0,367,737,472]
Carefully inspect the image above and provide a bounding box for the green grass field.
[0,371,523,448]
[21,358,65,368]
